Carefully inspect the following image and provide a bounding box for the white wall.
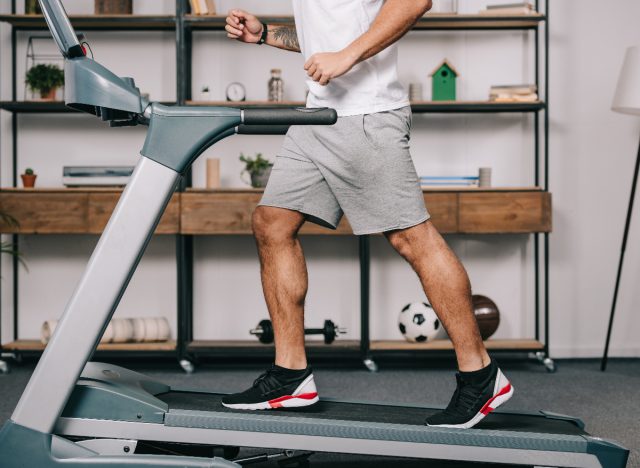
[1,0,638,357]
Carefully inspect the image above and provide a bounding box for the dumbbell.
[250,319,347,344]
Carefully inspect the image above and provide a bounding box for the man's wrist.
[256,22,268,45]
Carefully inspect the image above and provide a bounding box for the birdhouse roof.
[429,59,459,77]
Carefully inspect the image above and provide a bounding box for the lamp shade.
[612,46,640,116]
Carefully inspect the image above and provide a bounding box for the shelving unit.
[0,1,551,372]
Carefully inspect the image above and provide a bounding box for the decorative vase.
[250,165,273,188]
[25,0,42,14]
[95,0,133,15]
[21,174,37,188]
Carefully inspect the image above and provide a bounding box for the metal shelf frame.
[0,0,551,372]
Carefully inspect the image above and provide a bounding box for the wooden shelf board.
[0,188,551,235]
[188,340,359,349]
[371,339,544,351]
[0,187,544,194]
[186,187,545,194]
[0,14,176,30]
[0,188,124,193]
[3,339,176,352]
[186,13,544,31]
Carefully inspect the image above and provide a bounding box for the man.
[223,0,513,428]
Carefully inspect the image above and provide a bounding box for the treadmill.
[0,1,630,467]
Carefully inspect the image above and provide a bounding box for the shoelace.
[252,366,284,395]
[444,374,483,416]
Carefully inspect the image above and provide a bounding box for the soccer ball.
[398,302,443,343]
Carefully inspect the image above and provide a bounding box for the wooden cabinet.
[0,189,180,234]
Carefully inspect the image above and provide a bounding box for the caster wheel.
[543,358,556,373]
[179,359,195,374]
[363,358,378,373]
[0,360,9,374]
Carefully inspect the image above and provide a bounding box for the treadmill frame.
[0,1,630,468]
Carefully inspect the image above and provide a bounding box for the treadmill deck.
[158,391,587,436]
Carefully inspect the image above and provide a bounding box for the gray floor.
[0,358,638,467]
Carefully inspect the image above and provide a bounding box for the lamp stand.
[601,136,640,371]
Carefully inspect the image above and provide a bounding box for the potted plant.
[21,168,37,188]
[25,63,64,100]
[240,153,273,188]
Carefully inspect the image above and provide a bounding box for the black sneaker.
[221,365,319,410]
[425,359,513,429]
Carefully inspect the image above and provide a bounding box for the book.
[490,84,538,102]
[420,176,479,187]
[205,0,216,15]
[491,93,538,102]
[198,0,208,14]
[481,3,535,15]
[486,2,533,9]
[480,7,535,15]
[490,84,537,94]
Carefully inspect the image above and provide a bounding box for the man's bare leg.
[386,220,490,372]
[252,206,308,370]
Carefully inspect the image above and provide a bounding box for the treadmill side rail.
[586,436,630,468]
[0,420,240,468]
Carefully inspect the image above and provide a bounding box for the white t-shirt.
[292,0,409,117]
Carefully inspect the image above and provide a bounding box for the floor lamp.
[602,45,640,371]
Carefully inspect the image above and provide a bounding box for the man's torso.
[292,0,409,116]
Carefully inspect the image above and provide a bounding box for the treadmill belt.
[157,391,587,436]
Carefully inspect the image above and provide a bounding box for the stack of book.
[189,0,216,15]
[420,176,479,188]
[489,84,538,102]
[480,2,536,15]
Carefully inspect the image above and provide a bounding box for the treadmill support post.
[10,157,181,434]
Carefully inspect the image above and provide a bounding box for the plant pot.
[95,0,133,15]
[250,165,273,188]
[25,0,42,14]
[21,174,37,188]
[39,88,57,101]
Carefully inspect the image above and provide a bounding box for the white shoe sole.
[222,394,319,411]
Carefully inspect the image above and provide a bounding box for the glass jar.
[268,69,284,103]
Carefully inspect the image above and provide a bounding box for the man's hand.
[225,9,263,44]
[304,51,357,86]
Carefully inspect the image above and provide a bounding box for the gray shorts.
[259,106,430,235]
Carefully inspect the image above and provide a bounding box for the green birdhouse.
[430,59,459,101]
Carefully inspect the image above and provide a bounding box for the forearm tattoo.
[271,25,300,52]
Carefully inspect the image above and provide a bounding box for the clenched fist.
[304,51,357,86]
[225,9,263,44]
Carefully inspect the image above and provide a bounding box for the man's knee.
[252,206,303,245]
[387,230,415,261]
[386,221,436,261]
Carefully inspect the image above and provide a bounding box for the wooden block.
[88,192,180,234]
[206,158,221,189]
[424,193,458,233]
[458,191,552,233]
[0,192,88,234]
